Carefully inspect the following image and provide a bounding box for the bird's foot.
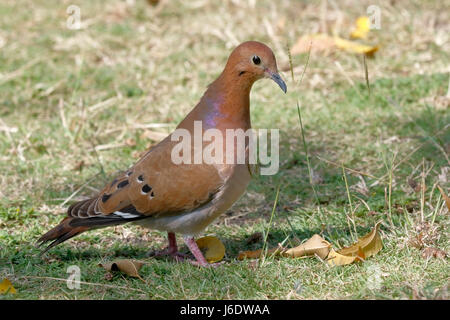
[146,247,189,261]
[182,236,225,268]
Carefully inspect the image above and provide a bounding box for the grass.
[0,0,449,299]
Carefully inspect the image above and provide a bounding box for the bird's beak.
[266,70,287,93]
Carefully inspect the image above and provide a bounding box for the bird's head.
[225,41,287,93]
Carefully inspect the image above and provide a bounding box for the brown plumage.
[38,41,287,266]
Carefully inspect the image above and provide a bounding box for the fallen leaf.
[351,16,370,39]
[327,248,361,266]
[238,246,283,260]
[237,222,382,266]
[437,185,450,211]
[334,37,378,56]
[196,236,225,263]
[99,259,145,279]
[283,234,331,259]
[337,221,383,259]
[422,247,447,259]
[291,33,378,57]
[0,278,16,294]
[291,34,335,55]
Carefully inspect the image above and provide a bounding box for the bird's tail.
[37,217,90,255]
[37,197,148,254]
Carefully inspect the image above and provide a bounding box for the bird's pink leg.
[183,236,209,267]
[147,232,188,261]
[167,232,178,254]
[183,236,224,267]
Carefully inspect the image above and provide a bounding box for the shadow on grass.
[16,223,378,267]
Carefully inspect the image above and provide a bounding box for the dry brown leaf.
[237,246,283,260]
[283,234,331,259]
[0,278,16,294]
[237,223,382,266]
[327,248,359,266]
[337,221,383,258]
[196,236,225,263]
[422,247,447,259]
[99,259,145,279]
[238,235,331,260]
[437,185,450,211]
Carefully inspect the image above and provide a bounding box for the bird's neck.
[179,71,254,131]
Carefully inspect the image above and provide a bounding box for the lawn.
[0,0,448,299]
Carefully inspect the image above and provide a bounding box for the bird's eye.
[252,55,261,65]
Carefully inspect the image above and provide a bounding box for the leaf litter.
[238,222,383,266]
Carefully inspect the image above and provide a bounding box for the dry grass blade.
[437,185,450,211]
[363,54,370,96]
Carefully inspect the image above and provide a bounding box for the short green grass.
[0,0,449,299]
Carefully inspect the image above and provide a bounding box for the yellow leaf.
[337,221,383,258]
[196,236,225,263]
[0,278,17,294]
[351,16,370,39]
[237,223,382,265]
[283,234,331,259]
[334,37,379,56]
[99,259,145,279]
[327,248,361,266]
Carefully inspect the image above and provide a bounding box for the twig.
[61,173,102,206]
[316,155,378,179]
[20,275,146,293]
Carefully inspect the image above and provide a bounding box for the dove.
[38,41,287,267]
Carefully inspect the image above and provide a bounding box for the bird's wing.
[68,136,226,220]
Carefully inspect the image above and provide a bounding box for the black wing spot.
[117,180,129,188]
[239,71,246,76]
[141,184,152,193]
[126,171,133,177]
[150,191,155,198]
[102,194,111,203]
[137,175,144,182]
